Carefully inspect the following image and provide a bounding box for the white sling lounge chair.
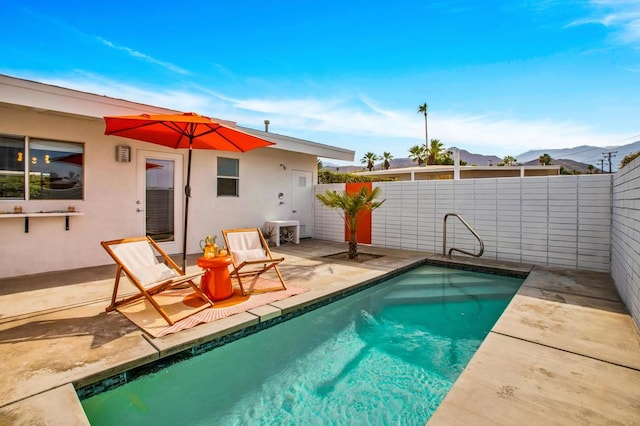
[222,228,287,296]
[101,236,213,325]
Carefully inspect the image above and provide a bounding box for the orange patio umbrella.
[103,112,274,270]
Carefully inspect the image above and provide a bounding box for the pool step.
[388,271,512,287]
[379,280,518,305]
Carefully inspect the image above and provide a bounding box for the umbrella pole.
[182,144,193,272]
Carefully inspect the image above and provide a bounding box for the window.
[0,135,25,199]
[217,157,239,197]
[0,134,84,200]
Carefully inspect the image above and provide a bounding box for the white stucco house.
[0,74,354,278]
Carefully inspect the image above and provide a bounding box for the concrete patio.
[0,239,639,425]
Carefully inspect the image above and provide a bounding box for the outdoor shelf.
[0,211,84,233]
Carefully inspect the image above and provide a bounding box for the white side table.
[264,220,300,247]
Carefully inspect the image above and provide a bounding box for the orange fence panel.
[344,182,372,244]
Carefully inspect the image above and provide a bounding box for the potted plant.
[261,225,275,246]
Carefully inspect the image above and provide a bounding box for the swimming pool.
[81,264,523,425]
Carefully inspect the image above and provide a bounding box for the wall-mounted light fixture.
[279,163,286,170]
[116,145,131,162]
[278,192,284,205]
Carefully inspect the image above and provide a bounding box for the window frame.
[216,157,239,197]
[0,133,27,200]
[0,134,85,201]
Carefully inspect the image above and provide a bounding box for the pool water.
[81,265,523,425]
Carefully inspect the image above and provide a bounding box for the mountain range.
[322,140,640,173]
[515,140,640,172]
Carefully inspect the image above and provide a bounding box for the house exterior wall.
[611,157,640,330]
[460,169,520,178]
[0,105,316,278]
[523,168,561,177]
[315,174,612,272]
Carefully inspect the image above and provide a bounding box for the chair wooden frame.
[101,236,213,325]
[222,228,287,296]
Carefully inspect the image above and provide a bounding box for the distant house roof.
[356,164,561,180]
[0,74,354,161]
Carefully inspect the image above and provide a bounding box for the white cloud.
[206,94,629,159]
[14,8,192,76]
[98,38,190,75]
[566,0,640,45]
[24,73,629,158]
[433,114,628,155]
[210,93,424,137]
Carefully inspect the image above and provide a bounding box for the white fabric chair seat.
[232,248,267,265]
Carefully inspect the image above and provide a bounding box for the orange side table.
[196,256,234,301]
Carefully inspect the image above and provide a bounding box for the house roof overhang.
[0,74,354,161]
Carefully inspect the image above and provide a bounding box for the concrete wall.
[0,106,316,278]
[611,157,640,329]
[315,174,612,272]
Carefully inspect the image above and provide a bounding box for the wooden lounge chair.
[222,228,287,296]
[101,236,213,325]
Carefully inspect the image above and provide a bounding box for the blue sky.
[1,0,639,165]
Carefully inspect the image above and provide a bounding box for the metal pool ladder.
[442,213,485,259]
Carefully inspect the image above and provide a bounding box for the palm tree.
[316,186,385,259]
[503,155,517,166]
[538,153,552,166]
[620,151,640,169]
[360,152,379,171]
[437,149,454,165]
[587,164,595,174]
[427,139,444,165]
[381,151,394,170]
[408,145,426,166]
[417,102,428,153]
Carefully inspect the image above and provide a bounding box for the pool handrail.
[442,213,485,259]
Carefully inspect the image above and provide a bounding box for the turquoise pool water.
[81,265,523,425]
